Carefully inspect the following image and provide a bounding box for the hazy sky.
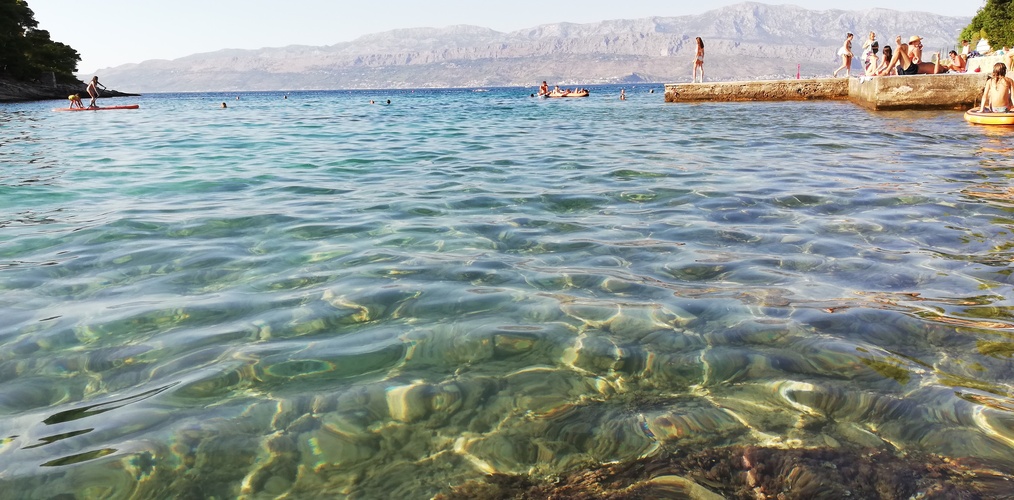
[31,0,982,74]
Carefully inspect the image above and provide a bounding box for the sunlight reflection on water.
[1,88,1014,498]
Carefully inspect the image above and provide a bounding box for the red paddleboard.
[54,104,140,112]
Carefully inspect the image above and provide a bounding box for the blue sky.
[31,0,982,74]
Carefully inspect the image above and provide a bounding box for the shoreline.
[0,77,139,103]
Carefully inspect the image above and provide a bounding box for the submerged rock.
[435,445,1014,499]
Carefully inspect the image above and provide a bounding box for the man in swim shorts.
[899,61,919,75]
[879,36,916,76]
[878,35,945,75]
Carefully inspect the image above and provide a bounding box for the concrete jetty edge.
[664,72,992,111]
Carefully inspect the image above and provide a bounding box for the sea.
[1,85,1013,498]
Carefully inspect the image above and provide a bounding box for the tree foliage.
[0,0,80,81]
[960,0,1014,51]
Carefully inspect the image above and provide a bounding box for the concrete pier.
[665,73,989,111]
[664,78,848,103]
[848,73,986,110]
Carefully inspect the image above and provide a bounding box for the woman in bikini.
[692,37,705,83]
[833,33,854,78]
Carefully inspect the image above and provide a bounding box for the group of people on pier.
[835,31,1014,80]
[835,31,960,78]
[687,32,1002,84]
[833,31,1012,113]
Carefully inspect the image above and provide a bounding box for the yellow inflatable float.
[964,109,1014,126]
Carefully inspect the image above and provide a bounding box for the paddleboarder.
[68,93,85,109]
[87,76,106,108]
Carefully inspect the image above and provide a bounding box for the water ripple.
[1,89,1013,497]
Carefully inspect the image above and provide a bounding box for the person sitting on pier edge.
[907,36,924,64]
[979,62,1013,114]
[879,45,896,75]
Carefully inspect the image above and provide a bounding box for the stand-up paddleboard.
[544,91,590,98]
[54,104,140,112]
[964,108,1014,125]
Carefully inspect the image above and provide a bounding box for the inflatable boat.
[964,109,1014,125]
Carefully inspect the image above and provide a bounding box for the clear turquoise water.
[2,86,1014,498]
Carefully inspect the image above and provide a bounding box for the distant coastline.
[90,4,970,93]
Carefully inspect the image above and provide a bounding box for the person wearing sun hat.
[879,35,918,75]
[907,35,924,64]
[878,35,947,75]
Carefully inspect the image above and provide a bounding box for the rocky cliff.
[93,2,970,92]
[0,77,137,103]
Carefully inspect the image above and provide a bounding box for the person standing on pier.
[861,31,877,63]
[833,33,854,78]
[692,37,705,83]
[863,41,880,76]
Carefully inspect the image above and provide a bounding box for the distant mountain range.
[94,2,970,92]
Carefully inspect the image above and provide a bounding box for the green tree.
[0,0,80,81]
[960,0,1014,51]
